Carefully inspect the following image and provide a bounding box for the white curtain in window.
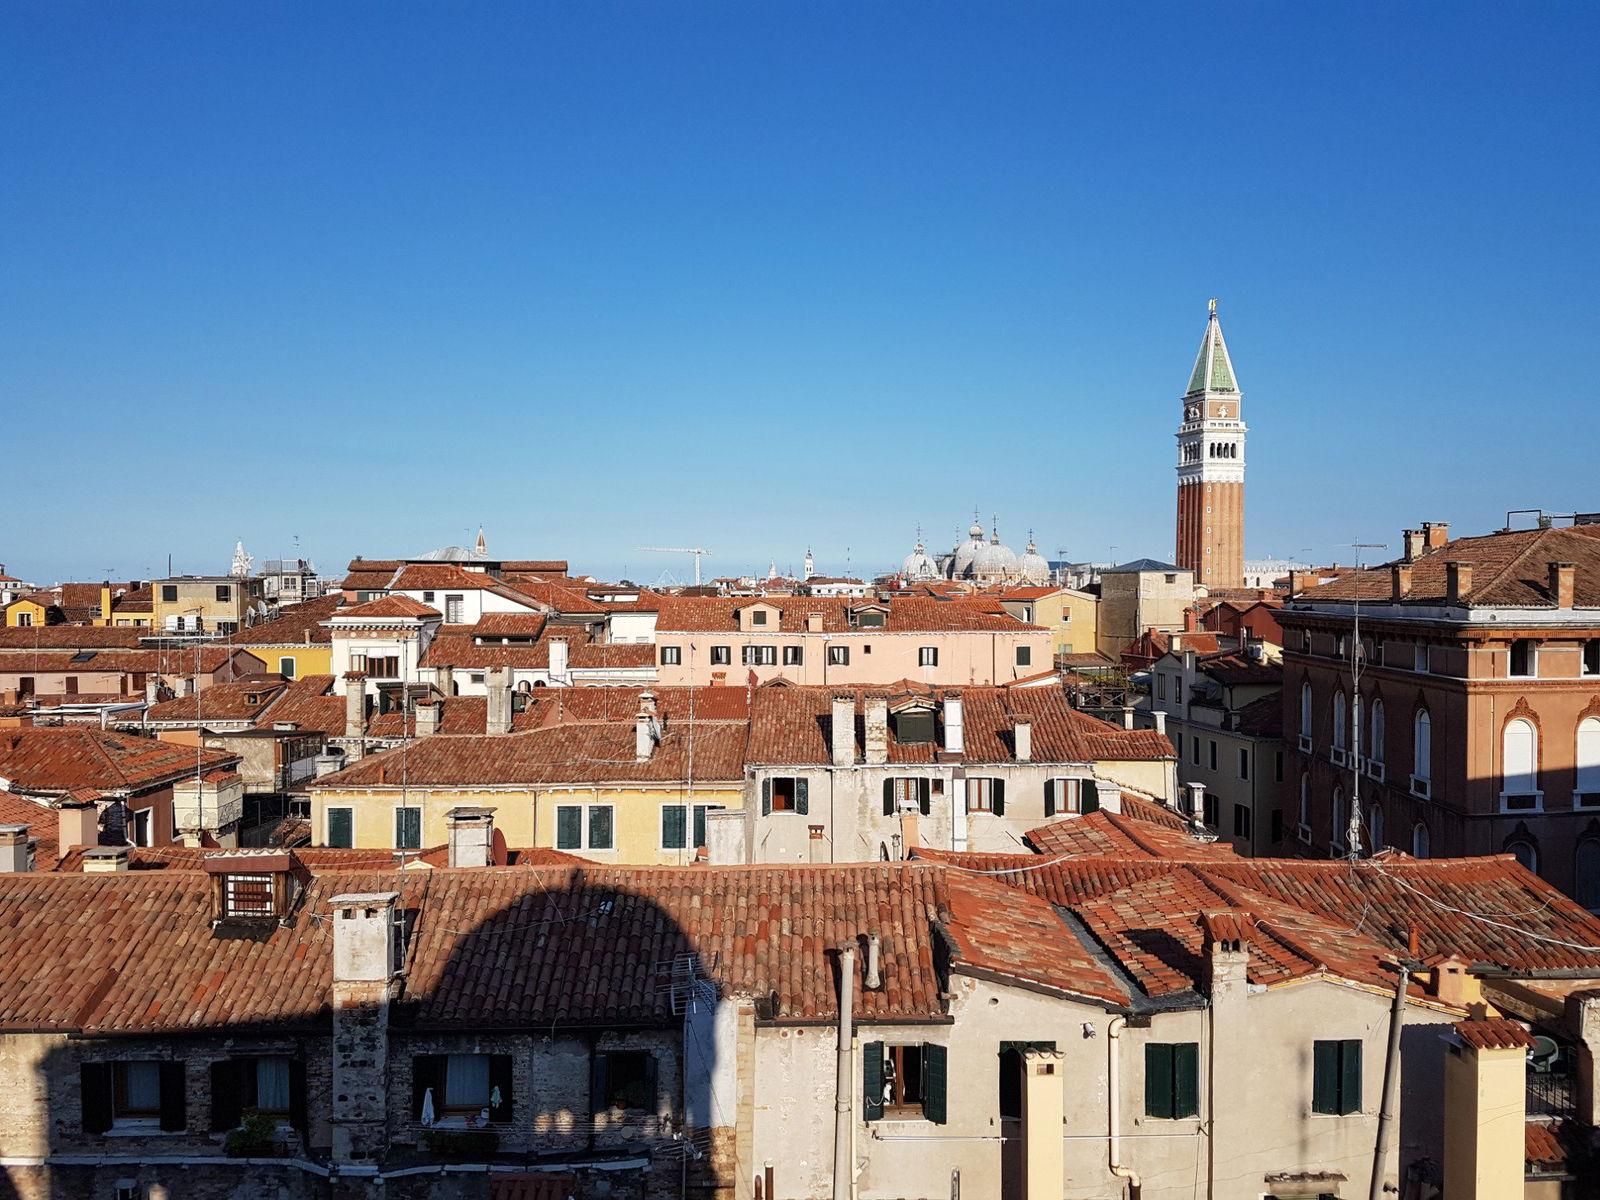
[446,1054,489,1107]
[257,1057,291,1112]
[1414,710,1431,781]
[1502,719,1538,794]
[1576,718,1600,795]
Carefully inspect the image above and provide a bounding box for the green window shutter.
[1173,1042,1199,1118]
[796,777,809,815]
[1312,1041,1339,1114]
[589,806,613,850]
[761,778,772,816]
[1044,778,1056,818]
[918,778,931,815]
[556,807,581,849]
[396,807,420,849]
[883,779,895,816]
[922,1043,948,1124]
[862,1043,885,1121]
[80,1063,113,1134]
[1082,780,1100,814]
[327,808,352,849]
[1145,1043,1173,1118]
[992,779,1006,816]
[1340,1040,1362,1115]
[662,806,686,850]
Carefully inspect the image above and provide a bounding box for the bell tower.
[1175,299,1246,588]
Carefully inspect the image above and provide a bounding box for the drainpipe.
[833,942,857,1200]
[1107,1017,1141,1195]
[1369,962,1410,1200]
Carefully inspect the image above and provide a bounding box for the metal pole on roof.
[832,941,857,1200]
[1344,543,1386,859]
[1369,959,1412,1200]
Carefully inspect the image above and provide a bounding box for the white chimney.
[0,825,33,873]
[830,694,855,767]
[864,697,889,766]
[446,807,494,868]
[486,666,512,736]
[942,694,964,754]
[415,698,440,738]
[865,934,882,990]
[81,846,129,874]
[1096,783,1123,814]
[1152,711,1167,736]
[1014,719,1032,763]
[548,638,569,680]
[635,699,660,762]
[1185,781,1206,823]
[331,892,399,982]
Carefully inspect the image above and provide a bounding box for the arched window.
[1368,804,1385,852]
[1576,717,1600,807]
[1300,682,1313,742]
[1333,691,1348,752]
[1369,699,1385,766]
[1412,822,1430,859]
[1576,840,1600,911]
[1298,774,1310,836]
[1352,694,1363,757]
[1506,839,1538,874]
[1501,718,1539,809]
[1331,786,1346,855]
[1413,709,1431,787]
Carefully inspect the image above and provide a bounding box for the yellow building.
[3,596,49,628]
[997,586,1099,657]
[229,592,340,679]
[307,714,748,866]
[152,575,266,635]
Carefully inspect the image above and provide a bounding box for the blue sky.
[3,3,1596,586]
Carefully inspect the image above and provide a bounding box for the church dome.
[1017,538,1051,585]
[950,518,987,579]
[902,536,939,581]
[971,530,1018,578]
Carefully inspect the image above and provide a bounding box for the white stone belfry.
[230,540,253,578]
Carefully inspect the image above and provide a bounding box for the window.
[223,873,275,918]
[411,1054,513,1123]
[965,777,1005,815]
[782,645,803,666]
[918,646,938,668]
[215,584,231,602]
[863,1042,947,1123]
[162,585,178,602]
[557,806,582,849]
[762,776,810,815]
[80,1060,186,1134]
[116,1061,163,1121]
[883,776,931,816]
[1299,682,1313,749]
[1368,804,1384,851]
[422,591,435,604]
[1191,736,1200,765]
[595,1050,658,1112]
[327,808,353,848]
[1301,630,1312,655]
[588,806,613,850]
[662,805,688,850]
[1233,803,1250,838]
[1507,839,1538,873]
[1332,691,1347,753]
[828,645,849,666]
[856,611,885,628]
[1577,718,1600,807]
[1156,674,1166,701]
[395,807,422,849]
[659,646,682,666]
[1044,778,1098,817]
[1238,747,1249,780]
[1412,709,1431,794]
[1412,822,1430,859]
[131,808,152,847]
[1298,776,1311,841]
[1501,718,1539,809]
[278,656,297,679]
[893,710,935,743]
[1208,740,1217,771]
[1275,750,1284,783]
[1414,642,1429,673]
[1368,699,1385,769]
[1331,787,1346,855]
[1577,840,1600,911]
[742,645,776,666]
[1270,809,1283,842]
[1016,646,1032,667]
[751,609,768,626]
[209,1056,299,1131]
[1203,793,1219,828]
[710,645,730,666]
[1585,639,1600,677]
[367,655,399,679]
[1312,1040,1362,1115]
[1144,1043,1199,1119]
[1509,639,1536,678]
[444,595,464,624]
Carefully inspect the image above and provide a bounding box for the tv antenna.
[1343,541,1388,858]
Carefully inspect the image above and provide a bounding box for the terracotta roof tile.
[0,727,237,794]
[1456,1017,1533,1050]
[0,793,59,869]
[333,595,440,620]
[0,626,144,651]
[230,593,342,646]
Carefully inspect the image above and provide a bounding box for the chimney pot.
[81,845,129,874]
[865,934,883,990]
[1423,522,1451,551]
[57,800,100,853]
[1391,564,1413,600]
[1152,710,1167,735]
[446,807,494,868]
[330,891,400,982]
[485,666,513,735]
[942,693,964,755]
[1402,529,1425,563]
[0,824,33,872]
[414,698,440,738]
[1549,562,1576,609]
[863,697,889,766]
[1446,561,1474,605]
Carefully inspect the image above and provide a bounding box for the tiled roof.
[1195,652,1281,686]
[230,593,341,645]
[389,564,507,592]
[0,626,144,651]
[1298,523,1600,608]
[745,686,1172,767]
[332,595,440,620]
[1525,1120,1574,1171]
[0,728,238,794]
[145,676,289,723]
[0,647,262,676]
[52,844,430,873]
[472,612,551,638]
[655,596,1038,634]
[1233,693,1284,737]
[1455,1017,1533,1050]
[499,577,609,614]
[257,675,345,737]
[1025,809,1238,861]
[0,792,59,869]
[420,628,654,671]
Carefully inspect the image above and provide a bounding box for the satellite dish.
[1528,1035,1560,1072]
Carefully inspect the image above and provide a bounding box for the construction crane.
[638,547,713,588]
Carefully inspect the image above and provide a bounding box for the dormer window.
[752,609,768,626]
[224,874,275,918]
[857,611,885,628]
[204,852,297,922]
[893,710,935,744]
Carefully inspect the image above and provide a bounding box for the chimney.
[1288,569,1312,596]
[1121,705,1134,730]
[705,810,749,865]
[635,704,659,762]
[830,693,855,766]
[548,638,569,679]
[99,583,112,624]
[344,674,367,738]
[1443,1019,1531,1200]
[332,891,399,983]
[942,693,964,754]
[1201,911,1252,1003]
[1019,1049,1067,1200]
[435,664,455,697]
[1424,521,1451,551]
[863,697,889,766]
[1182,648,1196,673]
[57,800,99,852]
[446,807,494,868]
[1152,711,1167,736]
[1446,561,1474,605]
[806,612,824,633]
[329,891,399,1165]
[1549,562,1576,609]
[1014,718,1032,763]
[1182,606,1198,632]
[1096,782,1123,814]
[0,825,33,872]
[1185,781,1206,823]
[898,807,919,855]
[414,698,441,738]
[486,666,512,735]
[314,751,346,777]
[808,824,825,863]
[81,845,129,874]
[145,677,161,705]
[1402,528,1425,562]
[1391,564,1413,600]
[864,934,882,990]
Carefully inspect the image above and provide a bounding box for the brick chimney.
[1288,569,1313,596]
[1402,528,1425,563]
[414,698,440,738]
[1014,718,1032,763]
[899,807,919,855]
[1424,521,1451,551]
[863,696,889,766]
[485,666,512,736]
[1391,564,1413,600]
[343,673,367,738]
[1549,562,1576,609]
[830,694,855,766]
[57,799,100,852]
[942,693,964,754]
[0,824,33,872]
[434,664,455,697]
[329,891,399,1165]
[445,807,494,868]
[1446,561,1474,605]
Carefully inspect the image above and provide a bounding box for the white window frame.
[918,646,938,668]
[1498,718,1542,813]
[1577,717,1600,808]
[555,803,615,851]
[1508,639,1537,679]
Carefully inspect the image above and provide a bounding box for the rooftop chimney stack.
[81,846,129,874]
[548,638,569,680]
[942,693,964,755]
[445,807,494,868]
[1185,781,1206,825]
[1446,561,1474,605]
[485,666,512,735]
[434,664,454,697]
[1152,710,1167,736]
[1391,564,1414,601]
[635,701,659,762]
[1402,529,1425,563]
[329,891,399,1165]
[1549,562,1576,609]
[1424,521,1451,551]
[0,825,33,872]
[332,891,399,983]
[343,674,366,738]
[414,698,440,738]
[830,694,855,766]
[863,697,889,766]
[864,934,882,990]
[57,800,99,853]
[1014,718,1033,763]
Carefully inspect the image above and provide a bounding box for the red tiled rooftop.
[1456,1017,1533,1050]
[0,727,237,794]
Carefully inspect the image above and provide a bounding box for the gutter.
[1107,1017,1140,1194]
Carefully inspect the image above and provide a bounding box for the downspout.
[1369,962,1410,1200]
[833,942,857,1200]
[1107,1017,1140,1195]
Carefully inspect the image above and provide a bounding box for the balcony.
[1528,1062,1576,1120]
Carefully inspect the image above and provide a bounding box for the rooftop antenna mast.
[638,547,713,588]
[1343,541,1388,858]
